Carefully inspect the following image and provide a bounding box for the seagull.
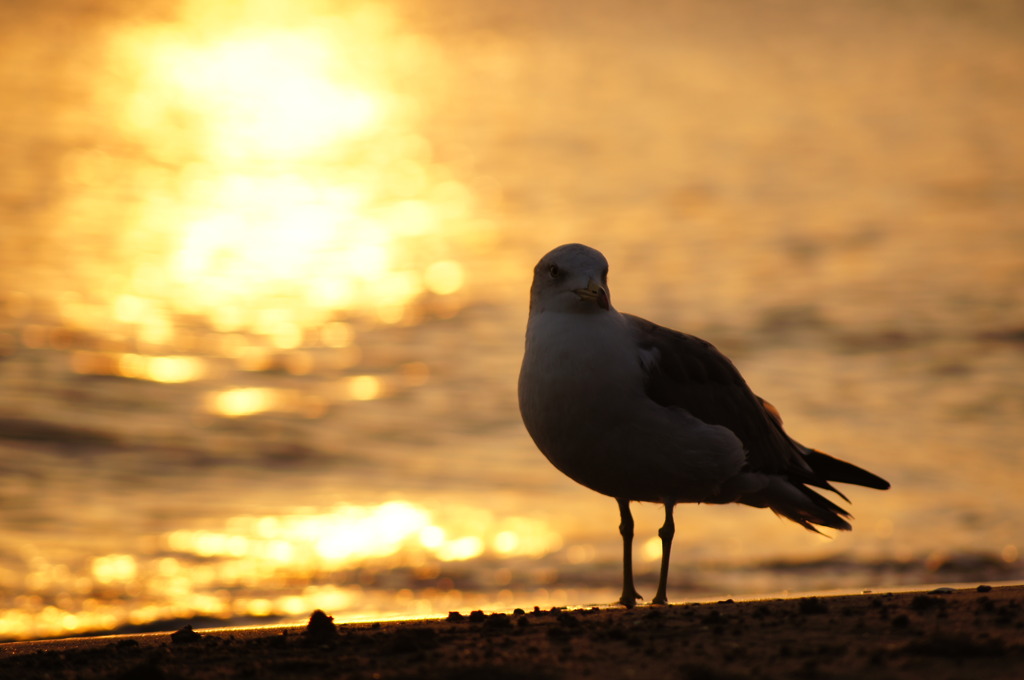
[518,243,890,607]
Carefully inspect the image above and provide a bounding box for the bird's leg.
[616,498,643,607]
[652,502,675,605]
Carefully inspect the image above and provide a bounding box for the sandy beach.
[2,584,1021,679]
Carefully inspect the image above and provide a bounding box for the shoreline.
[2,583,1022,679]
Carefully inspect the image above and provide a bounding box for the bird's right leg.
[617,498,643,607]
[651,502,675,605]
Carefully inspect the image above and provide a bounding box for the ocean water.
[0,0,1022,640]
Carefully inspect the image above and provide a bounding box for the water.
[1,0,1022,640]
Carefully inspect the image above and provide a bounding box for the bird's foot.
[618,589,644,608]
[651,594,668,605]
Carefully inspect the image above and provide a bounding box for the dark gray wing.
[626,314,889,493]
[626,314,805,476]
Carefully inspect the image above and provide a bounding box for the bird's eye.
[547,264,560,279]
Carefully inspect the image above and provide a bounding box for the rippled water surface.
[1,0,1022,640]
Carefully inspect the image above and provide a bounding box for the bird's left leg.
[652,502,675,605]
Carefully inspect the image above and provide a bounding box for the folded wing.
[626,314,889,530]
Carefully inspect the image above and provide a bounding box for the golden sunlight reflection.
[44,0,490,361]
[91,554,139,586]
[146,34,381,159]
[423,260,466,296]
[342,375,383,401]
[71,351,206,383]
[204,386,324,418]
[0,500,569,640]
[162,500,563,570]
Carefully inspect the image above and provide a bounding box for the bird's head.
[529,243,612,315]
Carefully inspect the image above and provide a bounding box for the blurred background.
[0,0,1021,641]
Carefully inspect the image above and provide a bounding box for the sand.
[1,585,1022,679]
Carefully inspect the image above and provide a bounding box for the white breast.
[519,309,644,444]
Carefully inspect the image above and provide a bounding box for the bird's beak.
[574,279,610,310]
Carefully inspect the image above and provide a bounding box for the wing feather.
[626,313,890,507]
[626,314,804,477]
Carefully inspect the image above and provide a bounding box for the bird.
[517,243,890,607]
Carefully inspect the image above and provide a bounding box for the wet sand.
[2,584,1021,679]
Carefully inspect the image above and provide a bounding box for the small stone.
[170,625,202,644]
[305,610,339,642]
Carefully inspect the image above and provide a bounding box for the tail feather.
[738,477,853,533]
[728,427,889,533]
[801,447,891,490]
[777,446,888,532]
